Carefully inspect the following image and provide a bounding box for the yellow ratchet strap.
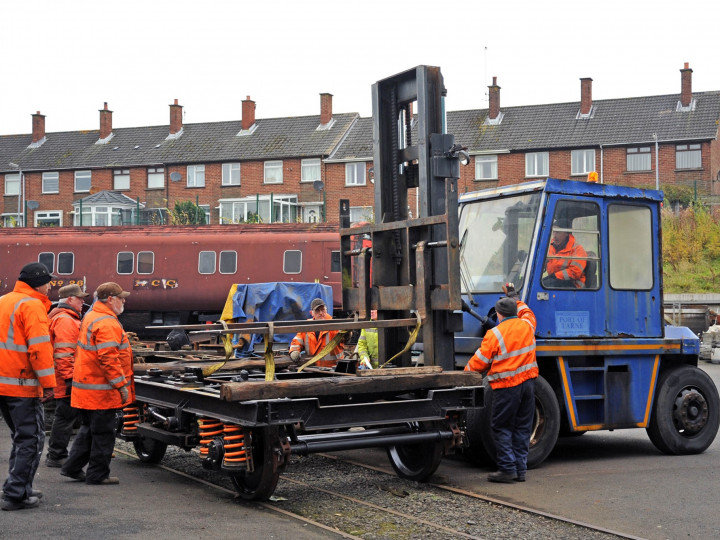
[297,330,348,373]
[379,311,422,369]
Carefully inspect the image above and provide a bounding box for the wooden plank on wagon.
[220,371,484,401]
[356,366,442,377]
[134,358,292,374]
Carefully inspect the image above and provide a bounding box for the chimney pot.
[680,63,693,107]
[169,100,183,135]
[580,77,593,115]
[31,111,46,143]
[99,102,113,139]
[242,96,256,130]
[488,77,500,120]
[320,93,333,125]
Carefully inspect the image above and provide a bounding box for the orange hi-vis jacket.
[289,313,344,367]
[546,234,587,288]
[71,301,134,410]
[0,281,55,397]
[516,300,537,332]
[464,316,538,390]
[49,304,82,399]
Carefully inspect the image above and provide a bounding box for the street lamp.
[8,162,25,227]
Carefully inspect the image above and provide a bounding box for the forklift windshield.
[459,192,541,294]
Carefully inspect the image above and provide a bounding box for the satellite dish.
[170,172,182,182]
[313,181,324,192]
[26,200,39,210]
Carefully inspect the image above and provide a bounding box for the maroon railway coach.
[0,223,342,334]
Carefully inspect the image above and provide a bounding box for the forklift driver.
[542,218,587,289]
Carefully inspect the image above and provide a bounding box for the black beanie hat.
[495,297,518,318]
[18,262,54,288]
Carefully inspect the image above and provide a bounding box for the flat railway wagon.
[0,223,342,332]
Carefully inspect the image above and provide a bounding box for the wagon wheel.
[647,365,720,455]
[133,437,168,464]
[228,426,284,501]
[386,421,444,482]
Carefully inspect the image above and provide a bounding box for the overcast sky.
[0,0,716,136]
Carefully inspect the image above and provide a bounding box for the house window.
[200,204,211,224]
[35,211,62,227]
[264,161,283,184]
[137,251,154,274]
[222,163,241,186]
[345,162,366,186]
[219,195,298,224]
[75,170,92,192]
[74,205,123,226]
[114,169,130,190]
[5,174,19,196]
[676,144,701,169]
[571,149,596,175]
[57,253,74,275]
[219,251,237,274]
[283,250,302,274]
[525,152,549,177]
[2,213,22,227]
[187,165,205,187]
[148,167,164,189]
[301,159,321,182]
[198,251,216,274]
[350,206,373,224]
[117,252,134,274]
[42,172,59,194]
[475,155,498,181]
[627,147,651,172]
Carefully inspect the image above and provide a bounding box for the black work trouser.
[0,396,45,501]
[47,397,78,461]
[62,408,117,484]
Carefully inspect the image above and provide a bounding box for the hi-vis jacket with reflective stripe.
[49,304,82,399]
[464,316,538,390]
[0,281,55,398]
[289,313,344,367]
[546,234,587,288]
[71,301,133,410]
[516,300,537,332]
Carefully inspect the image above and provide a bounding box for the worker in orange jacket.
[465,297,538,484]
[45,284,89,468]
[61,282,133,486]
[0,262,56,511]
[543,219,587,289]
[289,298,344,368]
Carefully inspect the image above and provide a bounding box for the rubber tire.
[133,437,168,464]
[646,365,720,455]
[466,375,560,470]
[386,421,445,482]
[229,427,282,501]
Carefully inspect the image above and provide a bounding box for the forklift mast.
[340,66,467,370]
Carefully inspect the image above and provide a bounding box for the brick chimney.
[580,78,593,115]
[32,111,46,143]
[680,62,693,107]
[488,77,500,120]
[320,93,333,125]
[242,96,256,130]
[169,99,183,135]
[99,102,113,139]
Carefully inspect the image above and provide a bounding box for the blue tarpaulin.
[220,282,334,355]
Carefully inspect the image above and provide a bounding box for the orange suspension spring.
[222,423,247,467]
[198,418,224,457]
[121,404,140,435]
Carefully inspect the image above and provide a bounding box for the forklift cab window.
[542,201,600,290]
[459,192,541,293]
[608,204,652,290]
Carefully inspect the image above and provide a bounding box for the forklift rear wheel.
[133,437,168,464]
[229,427,284,501]
[386,421,444,482]
[464,375,560,470]
[647,365,720,455]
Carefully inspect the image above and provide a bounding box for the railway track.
[116,443,639,540]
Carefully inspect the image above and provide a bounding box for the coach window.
[331,251,341,272]
[117,252,134,275]
[199,251,216,274]
[284,250,302,274]
[57,253,74,275]
[39,253,55,273]
[609,204,652,290]
[219,251,237,274]
[137,251,154,274]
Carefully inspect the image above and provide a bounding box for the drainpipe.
[653,134,659,190]
[599,144,604,184]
